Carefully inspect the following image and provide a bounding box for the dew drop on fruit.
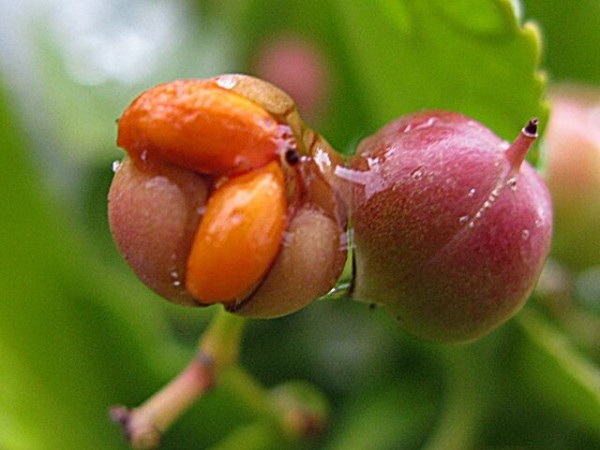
[468,188,476,197]
[521,229,530,241]
[414,116,438,130]
[411,167,424,180]
[216,75,238,90]
[112,160,121,173]
[507,177,518,191]
[170,270,182,287]
[459,215,470,225]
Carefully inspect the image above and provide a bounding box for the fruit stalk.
[110,308,245,449]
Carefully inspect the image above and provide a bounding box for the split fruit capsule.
[347,111,553,342]
[108,75,347,318]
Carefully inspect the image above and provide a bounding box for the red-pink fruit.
[108,75,347,317]
[347,111,553,342]
[544,86,600,271]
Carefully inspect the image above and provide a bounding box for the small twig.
[110,307,246,449]
[111,353,214,449]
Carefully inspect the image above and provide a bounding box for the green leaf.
[229,0,548,164]
[331,0,547,161]
[523,0,600,85]
[0,79,179,449]
[324,377,437,450]
[516,307,600,437]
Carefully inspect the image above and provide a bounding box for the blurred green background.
[1,0,600,449]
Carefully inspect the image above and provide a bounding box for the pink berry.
[347,111,553,342]
[253,36,329,121]
[544,87,600,271]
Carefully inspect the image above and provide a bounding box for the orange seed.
[117,79,284,175]
[185,162,287,303]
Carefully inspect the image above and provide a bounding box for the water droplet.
[459,215,469,225]
[507,177,518,191]
[140,150,148,162]
[535,217,543,228]
[411,167,424,180]
[111,160,121,173]
[414,117,438,130]
[216,75,237,89]
[521,229,530,241]
[367,156,381,170]
[468,188,476,197]
[170,271,182,287]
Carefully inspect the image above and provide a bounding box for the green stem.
[207,421,280,450]
[110,306,325,448]
[110,306,247,449]
[200,306,247,370]
[324,244,354,301]
[421,345,488,450]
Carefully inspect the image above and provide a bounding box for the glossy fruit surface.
[109,75,347,317]
[348,111,553,342]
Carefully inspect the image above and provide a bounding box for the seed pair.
[109,75,347,316]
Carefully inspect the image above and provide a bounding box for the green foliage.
[229,0,547,162]
[523,0,600,84]
[1,0,599,449]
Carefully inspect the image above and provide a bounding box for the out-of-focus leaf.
[0,80,180,449]
[516,307,600,438]
[332,0,547,143]
[0,2,233,167]
[523,0,600,85]
[324,376,438,450]
[229,0,547,164]
[225,0,372,153]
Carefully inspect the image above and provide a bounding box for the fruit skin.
[108,75,347,317]
[544,86,600,271]
[348,111,553,342]
[108,157,209,306]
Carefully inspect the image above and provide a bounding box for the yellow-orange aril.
[185,162,287,303]
[117,79,285,175]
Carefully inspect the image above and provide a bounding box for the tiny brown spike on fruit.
[524,118,539,137]
[506,118,539,169]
